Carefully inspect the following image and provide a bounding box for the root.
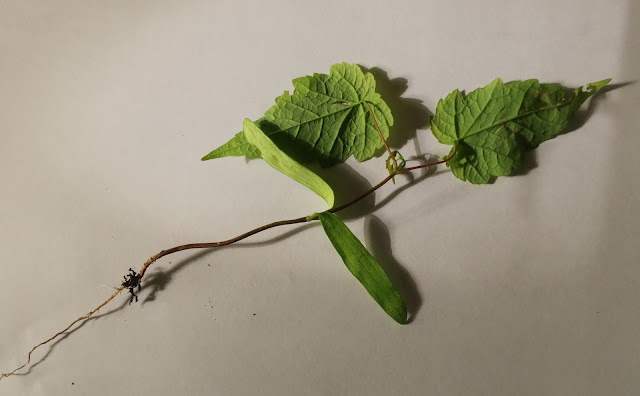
[0,286,125,380]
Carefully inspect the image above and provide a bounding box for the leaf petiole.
[399,142,459,173]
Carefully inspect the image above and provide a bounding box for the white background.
[1,1,638,395]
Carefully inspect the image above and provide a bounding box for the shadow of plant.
[364,215,422,323]
[359,66,432,153]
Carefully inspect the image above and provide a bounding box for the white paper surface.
[1,1,638,394]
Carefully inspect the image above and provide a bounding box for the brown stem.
[0,143,459,381]
[330,174,395,214]
[138,217,309,277]
[399,142,459,173]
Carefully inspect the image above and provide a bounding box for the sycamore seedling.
[0,63,609,380]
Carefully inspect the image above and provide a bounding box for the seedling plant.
[0,63,609,380]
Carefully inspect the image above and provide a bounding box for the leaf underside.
[430,78,611,184]
[243,119,334,209]
[317,211,407,324]
[202,63,394,165]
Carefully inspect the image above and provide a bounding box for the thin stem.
[399,142,459,173]
[330,174,395,214]
[0,143,459,381]
[362,101,392,155]
[362,101,398,173]
[138,217,308,277]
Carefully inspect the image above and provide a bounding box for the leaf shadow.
[308,162,374,221]
[359,65,432,154]
[364,215,422,323]
[563,81,632,134]
[507,149,538,178]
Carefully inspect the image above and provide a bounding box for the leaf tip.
[586,78,612,92]
[393,310,408,325]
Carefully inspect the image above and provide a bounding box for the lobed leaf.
[243,119,334,208]
[202,63,393,164]
[317,211,407,324]
[431,78,611,184]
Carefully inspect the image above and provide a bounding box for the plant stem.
[400,142,458,173]
[0,143,459,381]
[362,100,398,173]
[362,101,392,154]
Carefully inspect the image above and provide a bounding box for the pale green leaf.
[202,63,393,164]
[243,119,334,209]
[317,211,407,324]
[431,78,611,184]
[202,130,261,160]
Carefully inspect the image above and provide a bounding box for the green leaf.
[317,211,407,324]
[203,130,261,160]
[202,63,394,164]
[430,78,611,184]
[243,119,334,209]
